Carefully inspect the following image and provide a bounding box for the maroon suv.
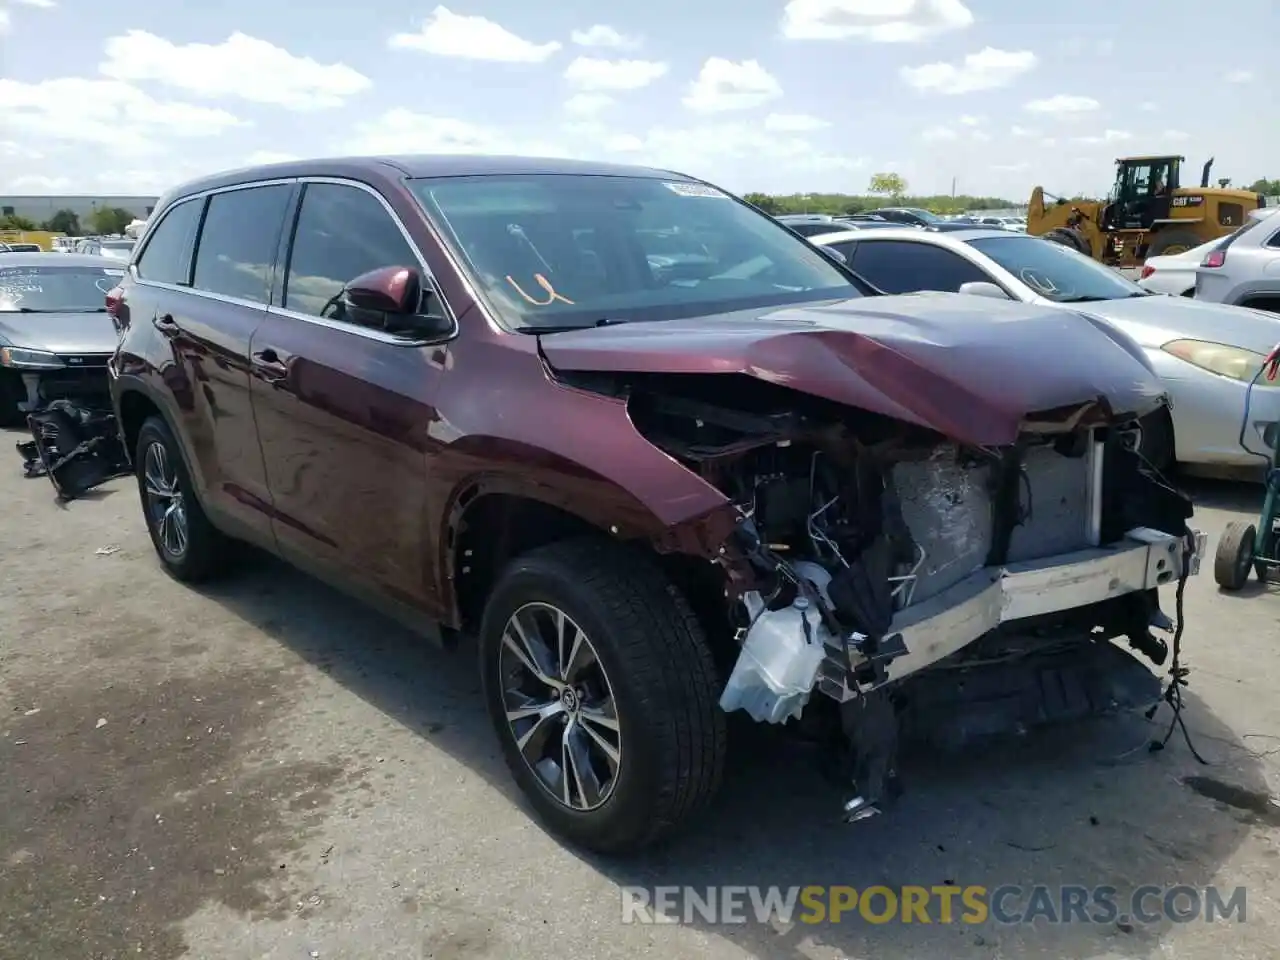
[108,155,1205,853]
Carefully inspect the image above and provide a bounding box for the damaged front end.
[622,374,1204,822]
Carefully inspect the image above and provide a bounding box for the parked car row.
[6,156,1220,857]
[1138,208,1280,305]
[805,224,1280,476]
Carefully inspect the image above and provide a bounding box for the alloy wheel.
[142,440,188,558]
[499,602,622,811]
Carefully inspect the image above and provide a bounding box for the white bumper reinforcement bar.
[817,527,1207,701]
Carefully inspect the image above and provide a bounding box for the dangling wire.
[506,273,574,306]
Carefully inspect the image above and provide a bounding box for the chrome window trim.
[133,175,459,348]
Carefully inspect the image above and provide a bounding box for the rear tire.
[1214,521,1256,591]
[478,537,727,854]
[135,415,234,582]
[1044,227,1092,257]
[1147,229,1202,258]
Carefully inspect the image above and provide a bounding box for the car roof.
[0,252,122,268]
[810,226,1013,246]
[164,154,694,205]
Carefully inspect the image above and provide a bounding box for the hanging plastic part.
[719,590,829,724]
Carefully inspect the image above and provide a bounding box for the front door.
[249,180,451,613]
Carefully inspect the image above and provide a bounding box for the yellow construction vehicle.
[1027,155,1265,269]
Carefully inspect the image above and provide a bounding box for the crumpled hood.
[0,311,120,355]
[539,292,1167,446]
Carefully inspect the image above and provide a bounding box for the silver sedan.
[810,226,1280,475]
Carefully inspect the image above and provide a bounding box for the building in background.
[0,194,160,226]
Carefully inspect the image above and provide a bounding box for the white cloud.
[7,174,72,191]
[12,0,57,7]
[901,47,1036,94]
[958,114,982,126]
[0,78,245,149]
[570,25,641,49]
[564,93,616,117]
[1224,69,1253,83]
[782,0,974,42]
[604,133,645,152]
[683,58,782,113]
[245,150,301,165]
[970,129,990,142]
[992,162,1029,173]
[1159,129,1190,142]
[1011,125,1037,137]
[564,57,668,91]
[1139,101,1159,112]
[599,120,865,182]
[348,108,571,159]
[389,6,561,63]
[764,113,831,132]
[1073,129,1131,145]
[1024,94,1100,116]
[0,10,9,33]
[100,31,370,110]
[920,125,958,142]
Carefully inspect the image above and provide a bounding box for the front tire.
[135,415,233,582]
[478,537,727,854]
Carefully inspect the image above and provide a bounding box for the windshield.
[967,235,1147,302]
[408,174,859,331]
[0,264,124,312]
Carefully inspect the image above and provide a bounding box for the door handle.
[153,313,179,334]
[251,348,289,383]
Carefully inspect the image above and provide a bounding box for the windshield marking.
[506,272,575,306]
[663,182,728,199]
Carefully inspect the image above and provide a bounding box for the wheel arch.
[439,470,738,642]
[114,383,211,507]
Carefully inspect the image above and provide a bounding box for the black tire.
[1137,407,1176,473]
[0,371,27,428]
[1147,229,1202,258]
[134,415,233,582]
[1214,520,1256,591]
[478,537,727,854]
[1044,227,1091,257]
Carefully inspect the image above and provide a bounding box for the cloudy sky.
[0,0,1274,200]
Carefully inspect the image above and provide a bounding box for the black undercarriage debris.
[16,399,130,500]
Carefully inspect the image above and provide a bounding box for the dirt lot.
[2,425,1280,960]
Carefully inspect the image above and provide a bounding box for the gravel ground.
[3,425,1280,960]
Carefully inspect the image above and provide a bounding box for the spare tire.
[1147,229,1202,258]
[1043,226,1092,257]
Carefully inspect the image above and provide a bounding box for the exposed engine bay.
[622,373,1205,822]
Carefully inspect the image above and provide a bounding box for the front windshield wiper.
[528,317,638,335]
[1056,295,1108,303]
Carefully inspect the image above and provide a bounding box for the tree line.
[0,206,138,236]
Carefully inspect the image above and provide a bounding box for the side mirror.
[958,281,1011,300]
[345,265,420,314]
[342,265,452,338]
[817,244,847,264]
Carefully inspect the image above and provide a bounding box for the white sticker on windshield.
[663,182,728,199]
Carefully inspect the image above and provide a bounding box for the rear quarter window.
[136,198,204,285]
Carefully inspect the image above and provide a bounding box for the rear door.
[249,179,452,612]
[133,183,293,540]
